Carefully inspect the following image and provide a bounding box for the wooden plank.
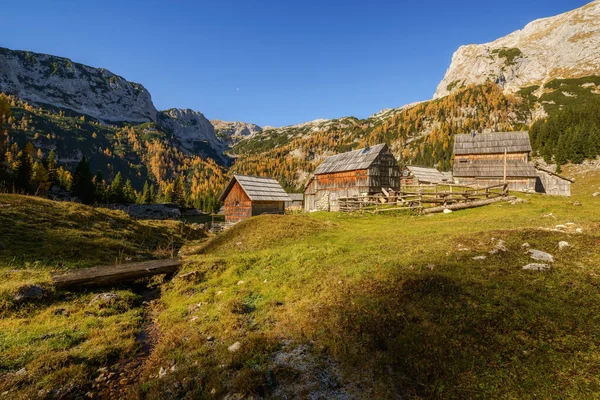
[51,258,184,289]
[422,196,514,214]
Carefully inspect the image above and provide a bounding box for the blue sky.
[1,0,590,126]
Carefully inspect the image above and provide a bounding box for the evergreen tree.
[109,172,125,203]
[46,150,58,186]
[142,181,153,204]
[14,147,34,193]
[123,179,136,204]
[72,156,95,204]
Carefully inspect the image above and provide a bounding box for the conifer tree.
[93,171,106,203]
[142,181,153,204]
[123,179,136,204]
[46,150,58,186]
[172,176,186,207]
[31,161,50,193]
[72,155,95,204]
[14,148,34,193]
[109,172,125,203]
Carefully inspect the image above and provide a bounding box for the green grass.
[140,166,600,398]
[2,169,600,398]
[0,195,206,398]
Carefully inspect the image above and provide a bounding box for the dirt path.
[88,285,161,399]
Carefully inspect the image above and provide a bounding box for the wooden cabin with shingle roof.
[401,165,452,185]
[219,175,292,222]
[304,143,400,212]
[453,131,538,191]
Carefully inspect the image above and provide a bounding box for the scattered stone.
[228,341,241,353]
[489,240,508,254]
[472,255,487,260]
[457,244,471,252]
[521,243,531,249]
[572,201,582,206]
[543,213,556,219]
[555,224,568,230]
[15,368,27,377]
[207,336,215,342]
[13,284,46,302]
[170,365,177,372]
[425,264,436,270]
[523,263,551,271]
[236,280,245,286]
[89,293,120,306]
[189,316,199,322]
[95,376,107,383]
[558,241,570,251]
[158,367,167,378]
[216,290,223,295]
[565,222,576,226]
[593,192,599,197]
[443,208,452,214]
[210,388,217,395]
[529,249,555,263]
[576,228,583,233]
[509,198,528,205]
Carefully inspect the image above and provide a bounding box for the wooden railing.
[338,183,509,213]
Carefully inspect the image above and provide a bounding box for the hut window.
[235,200,240,206]
[458,158,468,164]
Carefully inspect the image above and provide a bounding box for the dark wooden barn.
[304,143,401,212]
[453,131,538,192]
[219,175,292,222]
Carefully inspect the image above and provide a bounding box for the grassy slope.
[0,196,204,399]
[143,166,600,399]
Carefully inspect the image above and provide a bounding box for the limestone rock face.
[0,47,157,123]
[435,1,600,98]
[211,120,262,144]
[159,109,229,164]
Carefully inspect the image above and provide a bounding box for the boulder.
[13,284,46,302]
[443,208,452,214]
[472,255,487,260]
[529,249,555,263]
[593,192,600,197]
[89,293,120,306]
[523,263,551,271]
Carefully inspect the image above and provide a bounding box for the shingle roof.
[454,132,532,155]
[313,143,388,174]
[453,160,538,178]
[406,165,450,183]
[219,175,292,202]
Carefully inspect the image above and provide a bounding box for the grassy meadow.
[1,165,600,398]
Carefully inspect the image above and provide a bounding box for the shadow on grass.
[308,270,600,398]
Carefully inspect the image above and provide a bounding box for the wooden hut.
[304,143,401,212]
[535,167,573,197]
[453,131,538,192]
[401,165,452,185]
[285,193,304,211]
[219,175,292,222]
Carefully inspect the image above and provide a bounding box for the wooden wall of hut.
[252,201,285,216]
[223,181,252,222]
[535,170,572,197]
[454,177,537,192]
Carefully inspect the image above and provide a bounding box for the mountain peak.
[434,0,600,98]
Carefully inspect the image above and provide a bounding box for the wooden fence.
[338,183,509,213]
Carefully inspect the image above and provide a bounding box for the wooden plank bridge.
[51,258,184,289]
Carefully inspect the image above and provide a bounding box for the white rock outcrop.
[211,120,262,144]
[435,1,600,98]
[0,47,157,123]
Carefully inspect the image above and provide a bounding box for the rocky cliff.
[0,47,157,123]
[435,0,600,98]
[211,120,263,144]
[159,109,229,164]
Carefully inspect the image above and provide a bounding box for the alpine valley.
[1,0,600,208]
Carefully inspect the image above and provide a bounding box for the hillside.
[2,168,600,398]
[435,0,600,98]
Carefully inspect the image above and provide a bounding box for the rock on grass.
[523,263,551,271]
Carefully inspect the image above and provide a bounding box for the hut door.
[380,156,390,188]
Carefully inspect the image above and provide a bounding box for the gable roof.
[219,175,292,202]
[313,143,389,175]
[454,131,532,155]
[453,160,538,178]
[405,165,450,183]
